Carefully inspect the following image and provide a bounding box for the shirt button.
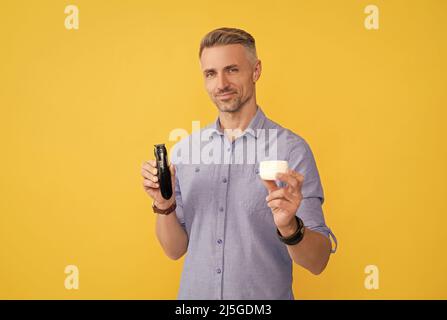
[195,167,200,172]
[216,268,222,274]
[255,168,259,174]
[217,239,223,244]
[219,207,224,212]
[222,177,227,183]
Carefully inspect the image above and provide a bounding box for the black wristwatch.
[277,216,305,245]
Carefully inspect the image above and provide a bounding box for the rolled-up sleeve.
[286,135,338,253]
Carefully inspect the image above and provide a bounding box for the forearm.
[155,211,188,260]
[279,223,331,275]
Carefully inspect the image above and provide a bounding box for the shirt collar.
[210,106,266,140]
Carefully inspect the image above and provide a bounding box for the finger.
[261,179,279,193]
[266,198,295,211]
[147,159,157,167]
[141,162,158,181]
[143,161,157,172]
[141,169,159,182]
[143,178,159,189]
[266,188,294,203]
[289,170,305,184]
[142,160,157,169]
[142,163,158,176]
[276,171,299,192]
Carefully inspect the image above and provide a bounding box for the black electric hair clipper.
[154,144,173,200]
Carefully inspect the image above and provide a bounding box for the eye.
[229,68,238,73]
[205,72,215,79]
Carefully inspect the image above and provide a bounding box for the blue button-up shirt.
[170,106,337,300]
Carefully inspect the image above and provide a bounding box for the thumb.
[261,179,279,193]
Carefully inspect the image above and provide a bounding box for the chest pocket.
[179,164,217,211]
[239,163,271,216]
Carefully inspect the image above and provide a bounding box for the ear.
[252,60,262,83]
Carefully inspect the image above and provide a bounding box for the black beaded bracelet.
[277,216,305,245]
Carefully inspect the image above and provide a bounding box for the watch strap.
[152,201,177,215]
[277,216,305,245]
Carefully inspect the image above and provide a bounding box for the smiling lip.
[216,92,236,99]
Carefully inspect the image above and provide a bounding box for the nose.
[216,72,230,92]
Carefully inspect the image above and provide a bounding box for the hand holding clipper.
[154,144,173,200]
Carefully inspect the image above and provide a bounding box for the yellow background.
[1,0,446,299]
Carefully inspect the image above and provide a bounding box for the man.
[141,27,337,299]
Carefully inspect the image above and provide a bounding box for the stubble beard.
[213,94,251,114]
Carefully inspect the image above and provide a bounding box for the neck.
[218,96,258,141]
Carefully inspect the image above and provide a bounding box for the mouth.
[216,92,236,100]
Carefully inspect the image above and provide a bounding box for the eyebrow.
[203,64,239,74]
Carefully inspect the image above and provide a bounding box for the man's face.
[200,44,260,113]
